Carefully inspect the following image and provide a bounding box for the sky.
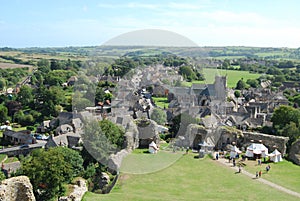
[0,0,300,48]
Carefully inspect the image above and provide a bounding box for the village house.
[3,130,36,145]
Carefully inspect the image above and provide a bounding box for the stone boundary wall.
[102,174,120,194]
[242,131,289,154]
[288,139,300,165]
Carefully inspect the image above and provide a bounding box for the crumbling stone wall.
[288,139,300,165]
[242,132,289,154]
[0,176,35,201]
[136,119,159,148]
[215,127,243,150]
[108,149,130,173]
[175,124,207,148]
[124,121,139,150]
[59,178,87,201]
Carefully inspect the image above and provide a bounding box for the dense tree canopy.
[21,147,83,201]
[17,85,33,107]
[0,104,9,123]
[150,108,167,125]
[271,105,300,130]
[236,79,248,90]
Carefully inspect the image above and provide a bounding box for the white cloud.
[66,2,300,48]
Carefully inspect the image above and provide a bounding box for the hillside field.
[82,152,299,201]
[183,68,261,88]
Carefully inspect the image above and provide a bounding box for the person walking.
[256,171,259,178]
[259,170,262,177]
[186,147,189,154]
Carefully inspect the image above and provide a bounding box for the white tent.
[230,145,242,158]
[269,149,283,163]
[245,143,268,158]
[149,141,158,154]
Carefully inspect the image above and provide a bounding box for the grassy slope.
[242,159,300,193]
[183,68,261,88]
[82,153,298,201]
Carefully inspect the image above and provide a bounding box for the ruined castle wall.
[242,132,289,154]
[0,176,35,201]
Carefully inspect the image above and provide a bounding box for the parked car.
[20,144,29,148]
[34,134,49,140]
[35,134,43,140]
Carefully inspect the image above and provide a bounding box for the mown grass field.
[152,97,169,108]
[242,159,300,193]
[82,153,299,201]
[183,68,261,88]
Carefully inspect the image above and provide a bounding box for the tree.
[52,147,84,179]
[72,91,93,112]
[5,101,22,118]
[99,119,125,148]
[17,85,33,107]
[222,59,230,69]
[82,119,117,165]
[37,59,51,74]
[0,171,5,181]
[150,108,167,125]
[282,122,300,145]
[236,79,248,90]
[0,104,9,123]
[246,79,259,88]
[81,163,96,179]
[271,105,300,130]
[35,86,65,117]
[274,75,286,83]
[0,78,7,91]
[234,90,241,98]
[22,149,71,200]
[22,147,83,201]
[179,65,197,81]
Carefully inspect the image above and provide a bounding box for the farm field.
[183,68,261,88]
[82,153,298,201]
[0,62,33,70]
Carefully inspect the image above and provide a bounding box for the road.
[0,141,46,156]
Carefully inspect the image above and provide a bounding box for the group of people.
[255,164,271,178]
[256,171,262,178]
[266,164,271,172]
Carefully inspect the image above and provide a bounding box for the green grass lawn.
[152,97,169,108]
[182,68,261,88]
[120,150,183,174]
[3,156,19,163]
[0,154,7,162]
[241,159,300,193]
[82,153,298,201]
[202,68,261,88]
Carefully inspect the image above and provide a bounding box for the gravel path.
[216,157,300,199]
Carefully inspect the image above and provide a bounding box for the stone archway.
[192,135,202,150]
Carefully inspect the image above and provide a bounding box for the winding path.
[215,157,300,199]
